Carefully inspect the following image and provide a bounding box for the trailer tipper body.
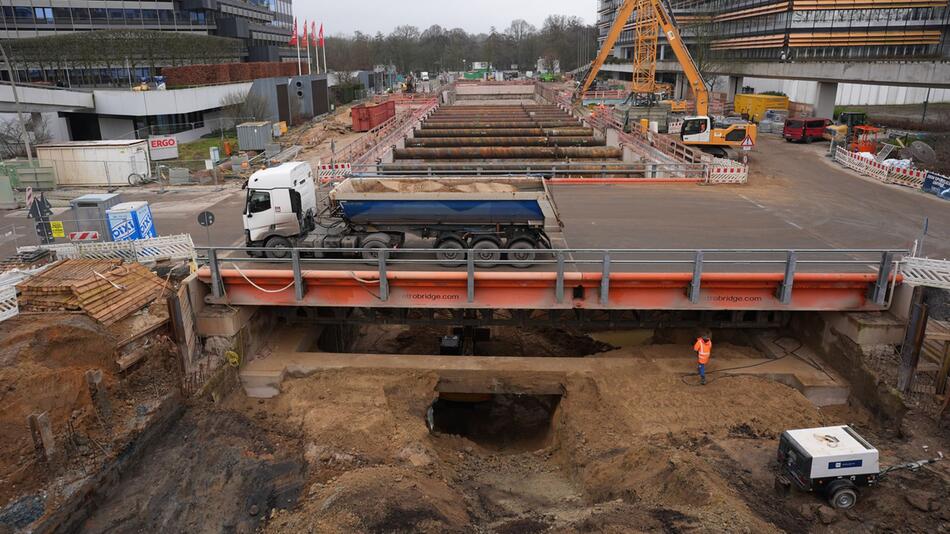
[243,164,561,267]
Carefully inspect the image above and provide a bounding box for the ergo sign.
[148,135,179,160]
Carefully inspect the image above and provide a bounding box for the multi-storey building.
[596,0,950,107]
[0,0,294,62]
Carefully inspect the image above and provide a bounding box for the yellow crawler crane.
[580,0,757,157]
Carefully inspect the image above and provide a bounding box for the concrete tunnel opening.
[427,393,562,452]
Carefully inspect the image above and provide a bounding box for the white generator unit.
[778,425,879,509]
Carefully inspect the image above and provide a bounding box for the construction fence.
[833,147,949,199]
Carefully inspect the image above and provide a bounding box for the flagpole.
[322,40,328,75]
[296,40,301,76]
[318,22,320,74]
[305,33,312,74]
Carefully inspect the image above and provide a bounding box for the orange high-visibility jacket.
[694,338,712,364]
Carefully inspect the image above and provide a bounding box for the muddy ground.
[0,314,180,531]
[76,327,950,533]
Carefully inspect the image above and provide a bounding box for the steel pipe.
[420,121,582,129]
[393,146,624,160]
[413,128,595,138]
[404,136,605,147]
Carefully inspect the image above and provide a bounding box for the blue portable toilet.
[106,201,158,242]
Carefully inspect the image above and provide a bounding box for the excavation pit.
[428,394,561,452]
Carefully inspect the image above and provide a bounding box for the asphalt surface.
[1,134,946,266]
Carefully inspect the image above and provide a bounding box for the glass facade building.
[597,0,950,63]
[0,0,294,62]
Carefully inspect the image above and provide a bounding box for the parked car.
[784,118,832,143]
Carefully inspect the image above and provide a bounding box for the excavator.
[578,0,756,158]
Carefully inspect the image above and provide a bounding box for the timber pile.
[17,259,166,326]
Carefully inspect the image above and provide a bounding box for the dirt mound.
[0,316,118,493]
[270,466,470,534]
[262,370,437,469]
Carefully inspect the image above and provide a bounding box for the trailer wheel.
[508,238,537,269]
[265,236,293,260]
[436,237,466,267]
[828,483,858,510]
[472,238,502,268]
[361,233,391,262]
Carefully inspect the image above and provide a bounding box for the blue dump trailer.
[242,164,562,267]
[324,177,562,267]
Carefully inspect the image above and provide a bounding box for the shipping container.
[350,100,396,132]
[734,94,790,123]
[36,140,151,187]
[237,121,274,151]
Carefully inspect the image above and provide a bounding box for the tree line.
[324,16,598,74]
[2,31,243,85]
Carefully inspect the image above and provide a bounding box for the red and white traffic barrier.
[69,231,100,241]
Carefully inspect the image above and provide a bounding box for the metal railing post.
[378,249,389,302]
[291,249,305,302]
[600,252,611,306]
[208,248,224,299]
[778,251,797,305]
[556,252,565,304]
[467,250,475,303]
[870,251,895,306]
[688,251,704,304]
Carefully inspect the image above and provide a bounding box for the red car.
[783,118,832,143]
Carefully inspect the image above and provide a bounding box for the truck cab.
[243,162,317,257]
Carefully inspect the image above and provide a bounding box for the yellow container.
[734,94,789,122]
[279,121,288,134]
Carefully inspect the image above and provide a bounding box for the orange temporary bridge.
[196,247,904,313]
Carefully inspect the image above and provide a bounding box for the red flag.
[303,20,308,43]
[311,22,317,47]
[289,18,298,46]
[319,24,325,48]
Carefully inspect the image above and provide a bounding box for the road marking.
[740,194,804,231]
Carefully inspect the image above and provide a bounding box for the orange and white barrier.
[318,163,352,184]
[834,147,933,191]
[707,157,749,184]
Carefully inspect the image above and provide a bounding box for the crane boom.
[652,0,709,116]
[579,0,708,117]
[579,0,638,96]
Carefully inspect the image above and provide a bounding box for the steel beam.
[393,146,623,160]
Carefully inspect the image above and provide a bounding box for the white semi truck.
[242,162,562,267]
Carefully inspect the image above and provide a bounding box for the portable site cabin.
[36,140,151,187]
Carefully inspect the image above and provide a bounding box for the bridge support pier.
[726,76,744,102]
[815,81,838,120]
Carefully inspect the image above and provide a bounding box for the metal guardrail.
[198,246,906,307]
[353,161,708,180]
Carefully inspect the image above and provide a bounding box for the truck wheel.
[265,236,293,260]
[361,233,391,262]
[472,239,501,268]
[508,238,537,269]
[436,237,466,267]
[828,484,858,510]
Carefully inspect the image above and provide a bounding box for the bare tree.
[0,114,53,158]
[220,91,271,124]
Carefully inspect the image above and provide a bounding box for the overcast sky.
[297,1,593,36]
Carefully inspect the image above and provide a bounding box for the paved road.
[1,134,945,265]
[554,135,947,257]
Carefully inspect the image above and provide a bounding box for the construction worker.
[693,333,712,385]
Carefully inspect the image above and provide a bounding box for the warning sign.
[50,221,65,238]
[741,136,755,151]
